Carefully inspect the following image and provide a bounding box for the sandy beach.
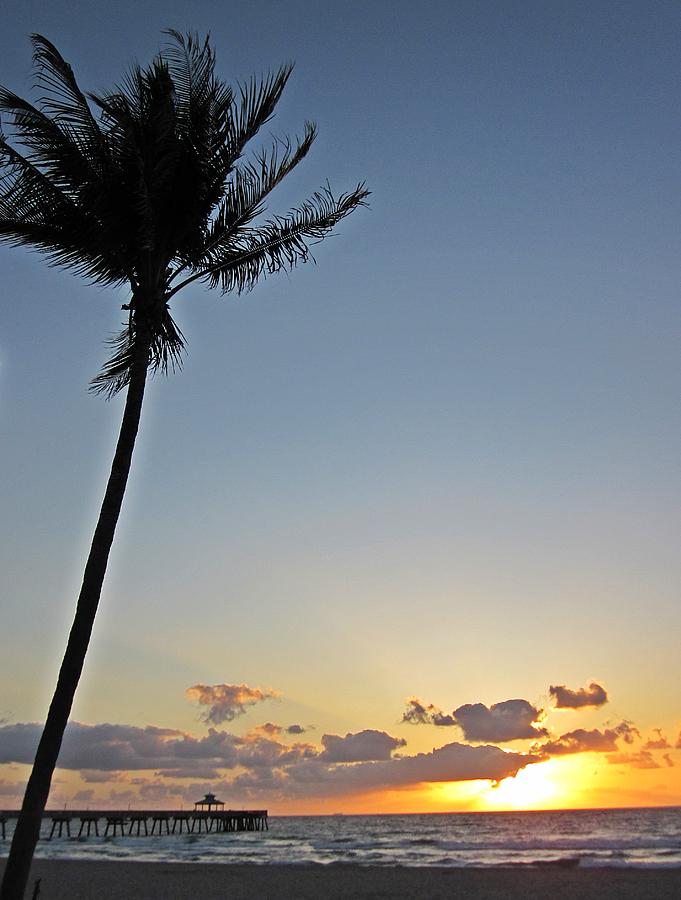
[2,860,680,899]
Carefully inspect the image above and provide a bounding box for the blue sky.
[1,1,680,810]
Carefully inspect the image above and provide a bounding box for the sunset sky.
[1,0,680,815]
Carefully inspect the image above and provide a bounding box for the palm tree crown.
[0,31,368,394]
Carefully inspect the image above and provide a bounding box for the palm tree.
[0,32,368,899]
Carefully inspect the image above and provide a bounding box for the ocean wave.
[407,836,681,853]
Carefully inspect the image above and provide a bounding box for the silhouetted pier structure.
[78,814,99,837]
[104,814,127,837]
[48,815,72,839]
[128,813,148,836]
[0,802,268,840]
[194,792,223,813]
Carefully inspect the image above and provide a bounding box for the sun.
[428,759,571,812]
[479,760,563,810]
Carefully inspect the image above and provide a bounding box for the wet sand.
[4,859,681,899]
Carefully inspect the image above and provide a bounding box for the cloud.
[166,738,541,803]
[663,753,675,768]
[0,722,242,772]
[0,721,315,780]
[549,682,608,709]
[453,700,548,743]
[608,751,660,770]
[286,724,308,735]
[613,721,640,745]
[0,721,541,803]
[533,722,635,756]
[643,729,670,750]
[80,770,126,783]
[155,768,222,780]
[107,788,137,804]
[535,728,616,755]
[320,730,406,762]
[0,780,24,798]
[431,711,457,727]
[232,742,542,800]
[402,698,456,727]
[402,698,430,725]
[186,683,278,725]
[138,782,174,802]
[235,732,317,770]
[254,723,282,737]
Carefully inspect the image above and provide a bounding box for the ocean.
[4,807,681,869]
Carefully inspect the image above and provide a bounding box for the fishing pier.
[1,794,268,840]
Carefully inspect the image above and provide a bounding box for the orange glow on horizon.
[21,749,681,816]
[479,760,564,810]
[426,753,681,815]
[427,761,567,813]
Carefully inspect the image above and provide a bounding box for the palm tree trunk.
[0,342,150,900]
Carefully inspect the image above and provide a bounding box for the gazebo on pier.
[194,792,225,813]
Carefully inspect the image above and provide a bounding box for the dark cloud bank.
[0,721,539,800]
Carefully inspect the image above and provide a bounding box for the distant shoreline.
[3,859,681,899]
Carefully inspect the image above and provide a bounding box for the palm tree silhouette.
[0,32,368,899]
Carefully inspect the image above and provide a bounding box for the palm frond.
[89,64,180,257]
[176,121,317,272]
[0,134,70,222]
[0,86,95,194]
[162,30,221,120]
[159,31,235,243]
[223,65,293,169]
[171,183,369,296]
[31,34,106,166]
[0,137,127,283]
[90,308,186,397]
[0,219,115,282]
